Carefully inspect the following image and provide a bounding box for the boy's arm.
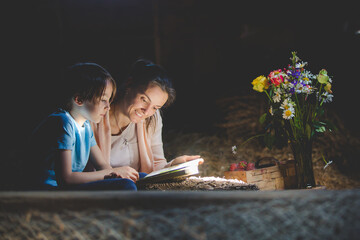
[54,149,115,186]
[54,148,140,186]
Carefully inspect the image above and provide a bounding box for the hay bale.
[138,176,259,191]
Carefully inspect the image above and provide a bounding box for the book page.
[144,158,203,178]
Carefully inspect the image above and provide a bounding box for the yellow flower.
[324,83,332,93]
[251,75,269,92]
[317,69,329,84]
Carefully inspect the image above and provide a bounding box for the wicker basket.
[224,158,297,190]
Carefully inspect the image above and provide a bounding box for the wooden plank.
[275,177,285,189]
[257,181,276,190]
[286,167,296,176]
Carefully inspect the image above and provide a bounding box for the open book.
[137,158,203,185]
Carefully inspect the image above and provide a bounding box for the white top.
[92,110,172,174]
[110,122,140,170]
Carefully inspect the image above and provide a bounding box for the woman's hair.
[116,58,176,131]
[61,62,116,111]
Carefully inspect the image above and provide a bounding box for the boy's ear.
[73,96,84,106]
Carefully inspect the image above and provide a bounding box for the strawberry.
[238,161,247,170]
[246,162,255,171]
[229,163,238,171]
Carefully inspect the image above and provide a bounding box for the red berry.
[229,163,237,171]
[246,162,255,171]
[238,161,247,169]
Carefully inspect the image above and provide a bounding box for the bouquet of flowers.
[251,51,334,188]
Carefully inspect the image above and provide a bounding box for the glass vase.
[290,138,316,189]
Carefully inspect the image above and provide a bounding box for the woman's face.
[126,84,168,123]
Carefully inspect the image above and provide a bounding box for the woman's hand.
[112,166,139,182]
[171,155,203,166]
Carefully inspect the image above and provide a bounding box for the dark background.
[2,0,360,162]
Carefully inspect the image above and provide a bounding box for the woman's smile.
[135,109,144,118]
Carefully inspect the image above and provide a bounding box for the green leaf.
[313,121,327,133]
[269,88,273,98]
[294,119,301,130]
[323,120,337,132]
[306,124,312,140]
[264,132,276,149]
[316,107,324,116]
[315,126,326,133]
[259,113,267,125]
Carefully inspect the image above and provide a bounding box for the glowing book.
[137,158,203,184]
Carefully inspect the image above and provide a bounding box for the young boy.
[27,63,139,190]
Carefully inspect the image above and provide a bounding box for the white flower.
[232,145,237,155]
[280,99,295,119]
[295,61,307,68]
[322,92,334,103]
[303,85,314,95]
[280,98,295,110]
[323,160,333,170]
[269,106,274,116]
[295,82,306,93]
[301,76,312,85]
[272,88,282,103]
[303,70,316,81]
[282,107,295,119]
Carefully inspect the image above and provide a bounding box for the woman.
[90,59,202,181]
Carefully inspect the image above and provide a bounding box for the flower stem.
[239,134,266,148]
[264,89,272,102]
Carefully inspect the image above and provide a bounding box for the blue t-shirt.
[29,109,97,187]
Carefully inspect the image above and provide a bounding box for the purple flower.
[289,70,301,80]
[289,87,295,95]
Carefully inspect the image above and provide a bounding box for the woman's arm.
[150,111,171,170]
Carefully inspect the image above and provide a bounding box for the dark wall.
[3,1,360,161]
[155,1,360,134]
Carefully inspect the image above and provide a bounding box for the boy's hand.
[171,155,203,166]
[112,166,139,182]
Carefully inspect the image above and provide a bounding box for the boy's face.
[83,81,113,123]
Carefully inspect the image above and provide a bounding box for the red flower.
[268,69,285,86]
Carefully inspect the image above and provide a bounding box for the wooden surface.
[0,189,347,212]
[1,189,359,240]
